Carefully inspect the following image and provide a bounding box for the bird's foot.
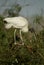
[21,43,24,45]
[14,42,17,45]
[14,42,24,46]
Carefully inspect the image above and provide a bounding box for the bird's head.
[29,28,35,33]
[3,18,13,29]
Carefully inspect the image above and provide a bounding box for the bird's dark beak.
[29,28,35,33]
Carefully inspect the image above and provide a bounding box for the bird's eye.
[3,21,7,24]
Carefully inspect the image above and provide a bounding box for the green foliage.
[0,15,44,65]
[3,4,22,17]
[33,15,44,28]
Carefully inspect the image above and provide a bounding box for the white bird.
[3,16,29,45]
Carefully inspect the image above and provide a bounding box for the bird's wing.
[4,17,28,27]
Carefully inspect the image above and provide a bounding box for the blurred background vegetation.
[0,3,44,65]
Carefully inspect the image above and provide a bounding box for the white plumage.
[3,16,29,45]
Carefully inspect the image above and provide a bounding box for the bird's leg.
[20,30,24,45]
[14,29,17,45]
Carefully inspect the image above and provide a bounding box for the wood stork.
[3,16,29,45]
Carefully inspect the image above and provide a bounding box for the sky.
[0,0,44,17]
